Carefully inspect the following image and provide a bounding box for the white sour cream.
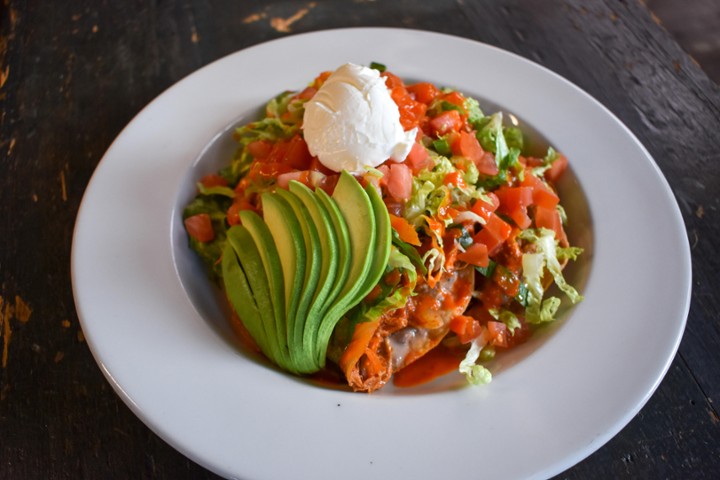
[302,63,417,173]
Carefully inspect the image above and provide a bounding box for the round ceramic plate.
[71,28,691,480]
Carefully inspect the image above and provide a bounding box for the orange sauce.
[392,344,464,388]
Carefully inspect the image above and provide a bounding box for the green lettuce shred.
[520,228,584,324]
[459,338,492,385]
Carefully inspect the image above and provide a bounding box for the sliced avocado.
[224,226,282,365]
[288,181,340,362]
[274,188,322,373]
[221,240,268,353]
[362,183,392,294]
[222,172,392,375]
[260,192,306,373]
[238,210,290,367]
[314,187,352,311]
[315,171,377,366]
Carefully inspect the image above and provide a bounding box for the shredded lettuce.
[459,337,492,385]
[520,228,584,323]
[477,112,508,163]
[464,96,484,125]
[489,308,522,334]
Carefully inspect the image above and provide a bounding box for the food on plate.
[183,62,583,392]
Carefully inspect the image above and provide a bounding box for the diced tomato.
[317,173,339,195]
[451,130,480,159]
[386,163,412,201]
[495,186,533,228]
[545,153,568,183]
[266,140,289,164]
[449,315,483,344]
[246,140,273,160]
[226,197,256,226]
[470,194,499,221]
[457,243,489,268]
[473,213,512,255]
[391,87,427,130]
[311,71,332,89]
[276,170,310,189]
[522,172,559,208]
[199,174,227,189]
[405,142,433,174]
[283,135,312,170]
[452,131,498,176]
[184,214,214,242]
[487,321,509,348]
[407,82,439,105]
[440,91,466,109]
[381,71,405,89]
[295,86,317,100]
[308,156,335,176]
[493,264,521,297]
[429,110,462,136]
[475,151,499,176]
[534,205,567,244]
[443,170,466,189]
[226,202,241,226]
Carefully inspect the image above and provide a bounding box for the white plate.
[71,28,691,480]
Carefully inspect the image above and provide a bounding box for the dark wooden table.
[1,1,718,478]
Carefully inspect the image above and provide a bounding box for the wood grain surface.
[1,1,718,478]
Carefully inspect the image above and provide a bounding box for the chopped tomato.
[443,170,466,189]
[248,161,293,181]
[522,172,559,208]
[311,71,332,89]
[386,163,412,202]
[283,135,312,170]
[493,264,521,297]
[246,140,273,160]
[405,142,432,174]
[534,205,567,244]
[495,186,533,228]
[199,174,228,189]
[475,151,499,176]
[473,213,512,255]
[545,153,568,183]
[184,214,214,242]
[487,321,509,347]
[457,243,489,268]
[381,71,404,89]
[276,170,311,189]
[295,86,317,100]
[308,156,335,176]
[429,110,463,136]
[440,91,466,110]
[389,213,421,246]
[449,315,483,344]
[470,194,499,221]
[407,82,439,105]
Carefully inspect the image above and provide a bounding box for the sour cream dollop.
[302,63,417,173]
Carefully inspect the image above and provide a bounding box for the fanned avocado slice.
[260,192,307,373]
[224,226,283,366]
[222,171,392,375]
[238,210,291,368]
[274,188,322,373]
[362,183,392,293]
[288,181,340,363]
[314,188,352,311]
[315,171,377,366]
